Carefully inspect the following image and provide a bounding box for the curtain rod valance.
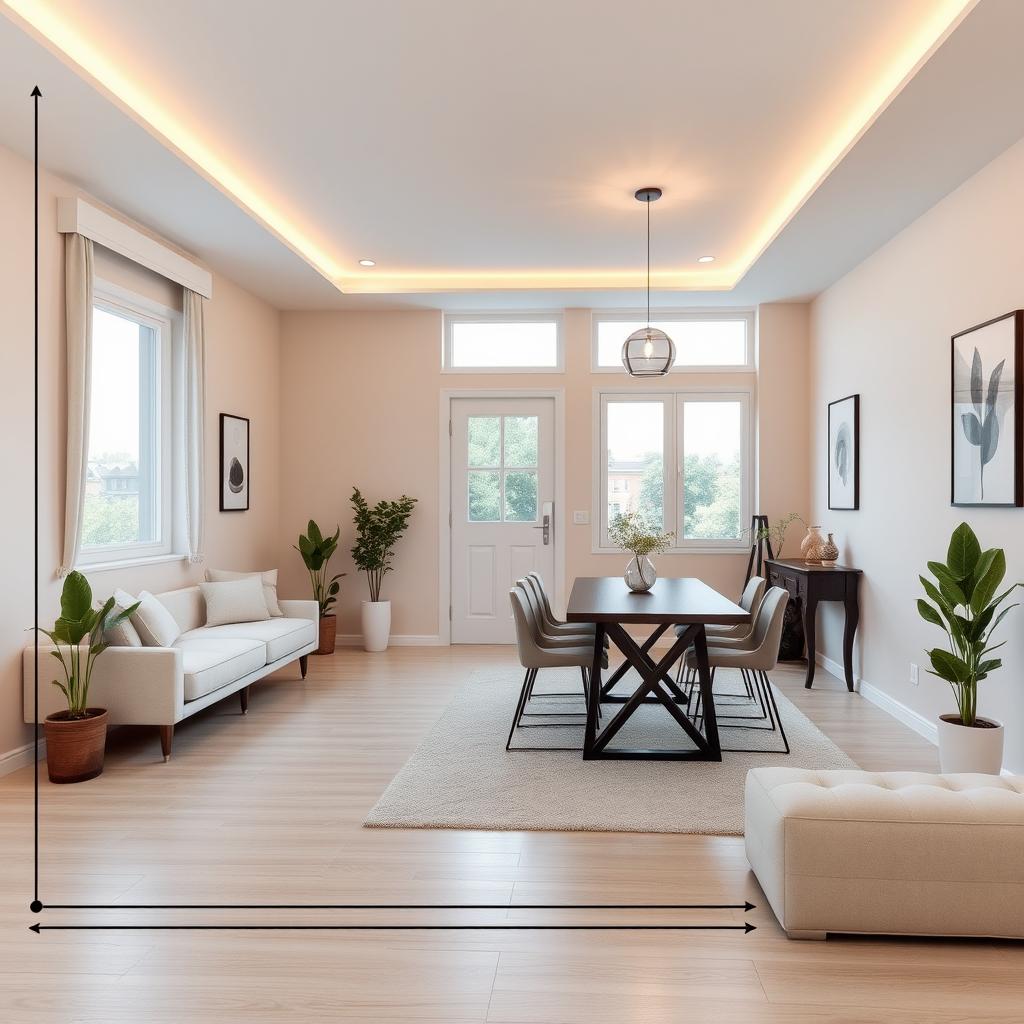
[57,197,213,299]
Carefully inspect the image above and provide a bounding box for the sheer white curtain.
[182,288,206,563]
[58,233,94,577]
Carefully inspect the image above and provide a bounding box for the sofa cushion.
[131,591,182,648]
[206,568,283,616]
[106,591,142,647]
[174,637,267,701]
[200,577,271,626]
[180,617,316,663]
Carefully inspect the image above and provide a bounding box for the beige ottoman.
[745,767,1024,940]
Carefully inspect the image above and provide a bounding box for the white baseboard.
[334,634,445,648]
[0,737,44,778]
[815,652,938,745]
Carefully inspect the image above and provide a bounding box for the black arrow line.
[31,923,755,934]
[39,902,755,912]
[31,83,41,915]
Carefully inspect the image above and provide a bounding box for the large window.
[443,313,562,371]
[78,286,174,566]
[596,391,751,551]
[592,311,753,371]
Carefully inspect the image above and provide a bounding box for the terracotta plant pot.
[316,614,337,655]
[937,714,1004,774]
[43,709,108,784]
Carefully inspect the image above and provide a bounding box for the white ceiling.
[1,0,1023,310]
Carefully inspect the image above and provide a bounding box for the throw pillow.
[105,589,142,647]
[130,591,182,648]
[205,568,283,616]
[200,577,271,627]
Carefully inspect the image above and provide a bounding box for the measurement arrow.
[39,902,755,912]
[31,83,42,917]
[31,922,755,934]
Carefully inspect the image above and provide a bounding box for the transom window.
[595,391,752,551]
[78,286,174,566]
[593,311,753,371]
[466,414,539,522]
[443,313,563,371]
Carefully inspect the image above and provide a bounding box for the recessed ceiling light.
[697,255,715,263]
[358,258,376,267]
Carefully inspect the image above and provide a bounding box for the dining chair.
[507,586,607,751]
[525,572,598,636]
[681,586,791,754]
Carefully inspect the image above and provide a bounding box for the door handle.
[532,513,550,545]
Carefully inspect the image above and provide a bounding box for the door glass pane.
[683,401,742,540]
[83,307,159,549]
[468,471,500,521]
[606,402,664,531]
[503,415,537,466]
[467,416,500,466]
[504,471,537,521]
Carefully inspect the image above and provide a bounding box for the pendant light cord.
[646,197,651,327]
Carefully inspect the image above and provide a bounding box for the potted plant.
[917,522,1019,773]
[350,488,417,651]
[295,519,346,654]
[38,571,138,783]
[608,511,673,592]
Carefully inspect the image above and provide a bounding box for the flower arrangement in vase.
[608,511,673,592]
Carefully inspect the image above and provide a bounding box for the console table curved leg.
[803,595,818,689]
[842,596,859,692]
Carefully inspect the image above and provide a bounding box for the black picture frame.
[219,413,250,512]
[951,311,1023,508]
[827,394,859,510]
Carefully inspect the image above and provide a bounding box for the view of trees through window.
[467,415,538,522]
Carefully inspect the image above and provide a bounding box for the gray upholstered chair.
[682,586,791,754]
[507,586,607,751]
[525,572,597,636]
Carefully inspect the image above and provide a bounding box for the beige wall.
[809,134,1024,774]
[0,142,282,761]
[279,304,809,639]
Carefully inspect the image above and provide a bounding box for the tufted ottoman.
[744,767,1024,940]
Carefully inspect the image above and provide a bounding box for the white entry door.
[451,398,556,643]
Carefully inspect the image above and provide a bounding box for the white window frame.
[77,281,178,569]
[590,309,755,373]
[593,387,753,554]
[442,312,564,373]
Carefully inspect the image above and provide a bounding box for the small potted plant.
[350,488,417,652]
[917,522,1019,773]
[295,519,346,654]
[608,511,674,592]
[39,571,138,783]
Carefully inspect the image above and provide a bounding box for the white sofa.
[745,767,1024,940]
[24,586,319,761]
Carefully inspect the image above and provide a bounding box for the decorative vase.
[937,715,1004,774]
[801,526,826,563]
[362,600,392,652]
[819,532,839,567]
[316,614,337,655]
[43,708,108,784]
[624,554,657,592]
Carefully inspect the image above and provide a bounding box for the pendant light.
[622,186,675,377]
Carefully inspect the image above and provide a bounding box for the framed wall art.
[219,413,250,512]
[828,394,859,510]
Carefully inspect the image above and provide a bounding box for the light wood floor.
[2,647,1020,1023]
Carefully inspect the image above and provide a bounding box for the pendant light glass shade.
[623,186,675,376]
[621,326,675,376]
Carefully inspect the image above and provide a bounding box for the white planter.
[361,600,392,652]
[937,714,1004,774]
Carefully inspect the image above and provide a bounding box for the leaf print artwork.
[834,422,851,485]
[960,347,1005,500]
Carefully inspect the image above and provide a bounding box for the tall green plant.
[40,572,138,719]
[350,488,418,602]
[917,522,1020,726]
[295,520,346,619]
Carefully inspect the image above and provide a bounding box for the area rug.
[364,667,856,835]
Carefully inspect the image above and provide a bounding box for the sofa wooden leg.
[299,655,308,679]
[240,686,249,715]
[159,725,173,763]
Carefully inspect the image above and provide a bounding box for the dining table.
[565,576,750,761]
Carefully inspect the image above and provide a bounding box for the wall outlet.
[909,663,919,686]
[573,510,590,525]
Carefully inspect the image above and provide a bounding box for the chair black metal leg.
[506,668,536,750]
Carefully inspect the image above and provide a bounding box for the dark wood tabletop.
[565,577,750,625]
[767,558,862,574]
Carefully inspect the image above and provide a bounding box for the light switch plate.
[909,663,919,686]
[573,510,590,525]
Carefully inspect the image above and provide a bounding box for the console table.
[765,559,861,691]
